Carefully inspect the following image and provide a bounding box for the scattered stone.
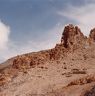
[71,69,86,74]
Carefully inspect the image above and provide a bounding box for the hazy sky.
[0,0,95,62]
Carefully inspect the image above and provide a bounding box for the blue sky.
[0,0,95,62]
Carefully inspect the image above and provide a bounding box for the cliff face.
[89,28,95,41]
[61,24,85,48]
[9,24,95,70]
[0,24,95,96]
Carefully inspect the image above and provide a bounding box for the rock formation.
[84,85,95,96]
[89,28,95,41]
[61,24,85,48]
[0,24,95,96]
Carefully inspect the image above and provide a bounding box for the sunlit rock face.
[61,24,85,49]
[1,24,95,96]
[89,28,95,42]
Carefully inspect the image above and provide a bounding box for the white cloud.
[57,2,95,36]
[0,21,10,63]
[0,21,10,50]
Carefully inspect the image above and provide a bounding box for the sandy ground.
[0,46,95,96]
[1,24,95,96]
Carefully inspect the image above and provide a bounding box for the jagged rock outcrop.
[1,24,95,96]
[67,75,95,86]
[12,56,31,70]
[89,28,95,42]
[84,85,95,96]
[12,24,95,70]
[12,51,51,70]
[61,24,86,49]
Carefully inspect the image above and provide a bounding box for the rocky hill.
[0,24,95,96]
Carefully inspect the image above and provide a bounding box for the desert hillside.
[0,24,95,96]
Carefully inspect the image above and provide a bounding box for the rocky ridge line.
[0,24,95,92]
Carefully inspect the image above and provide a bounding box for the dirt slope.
[0,24,95,96]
